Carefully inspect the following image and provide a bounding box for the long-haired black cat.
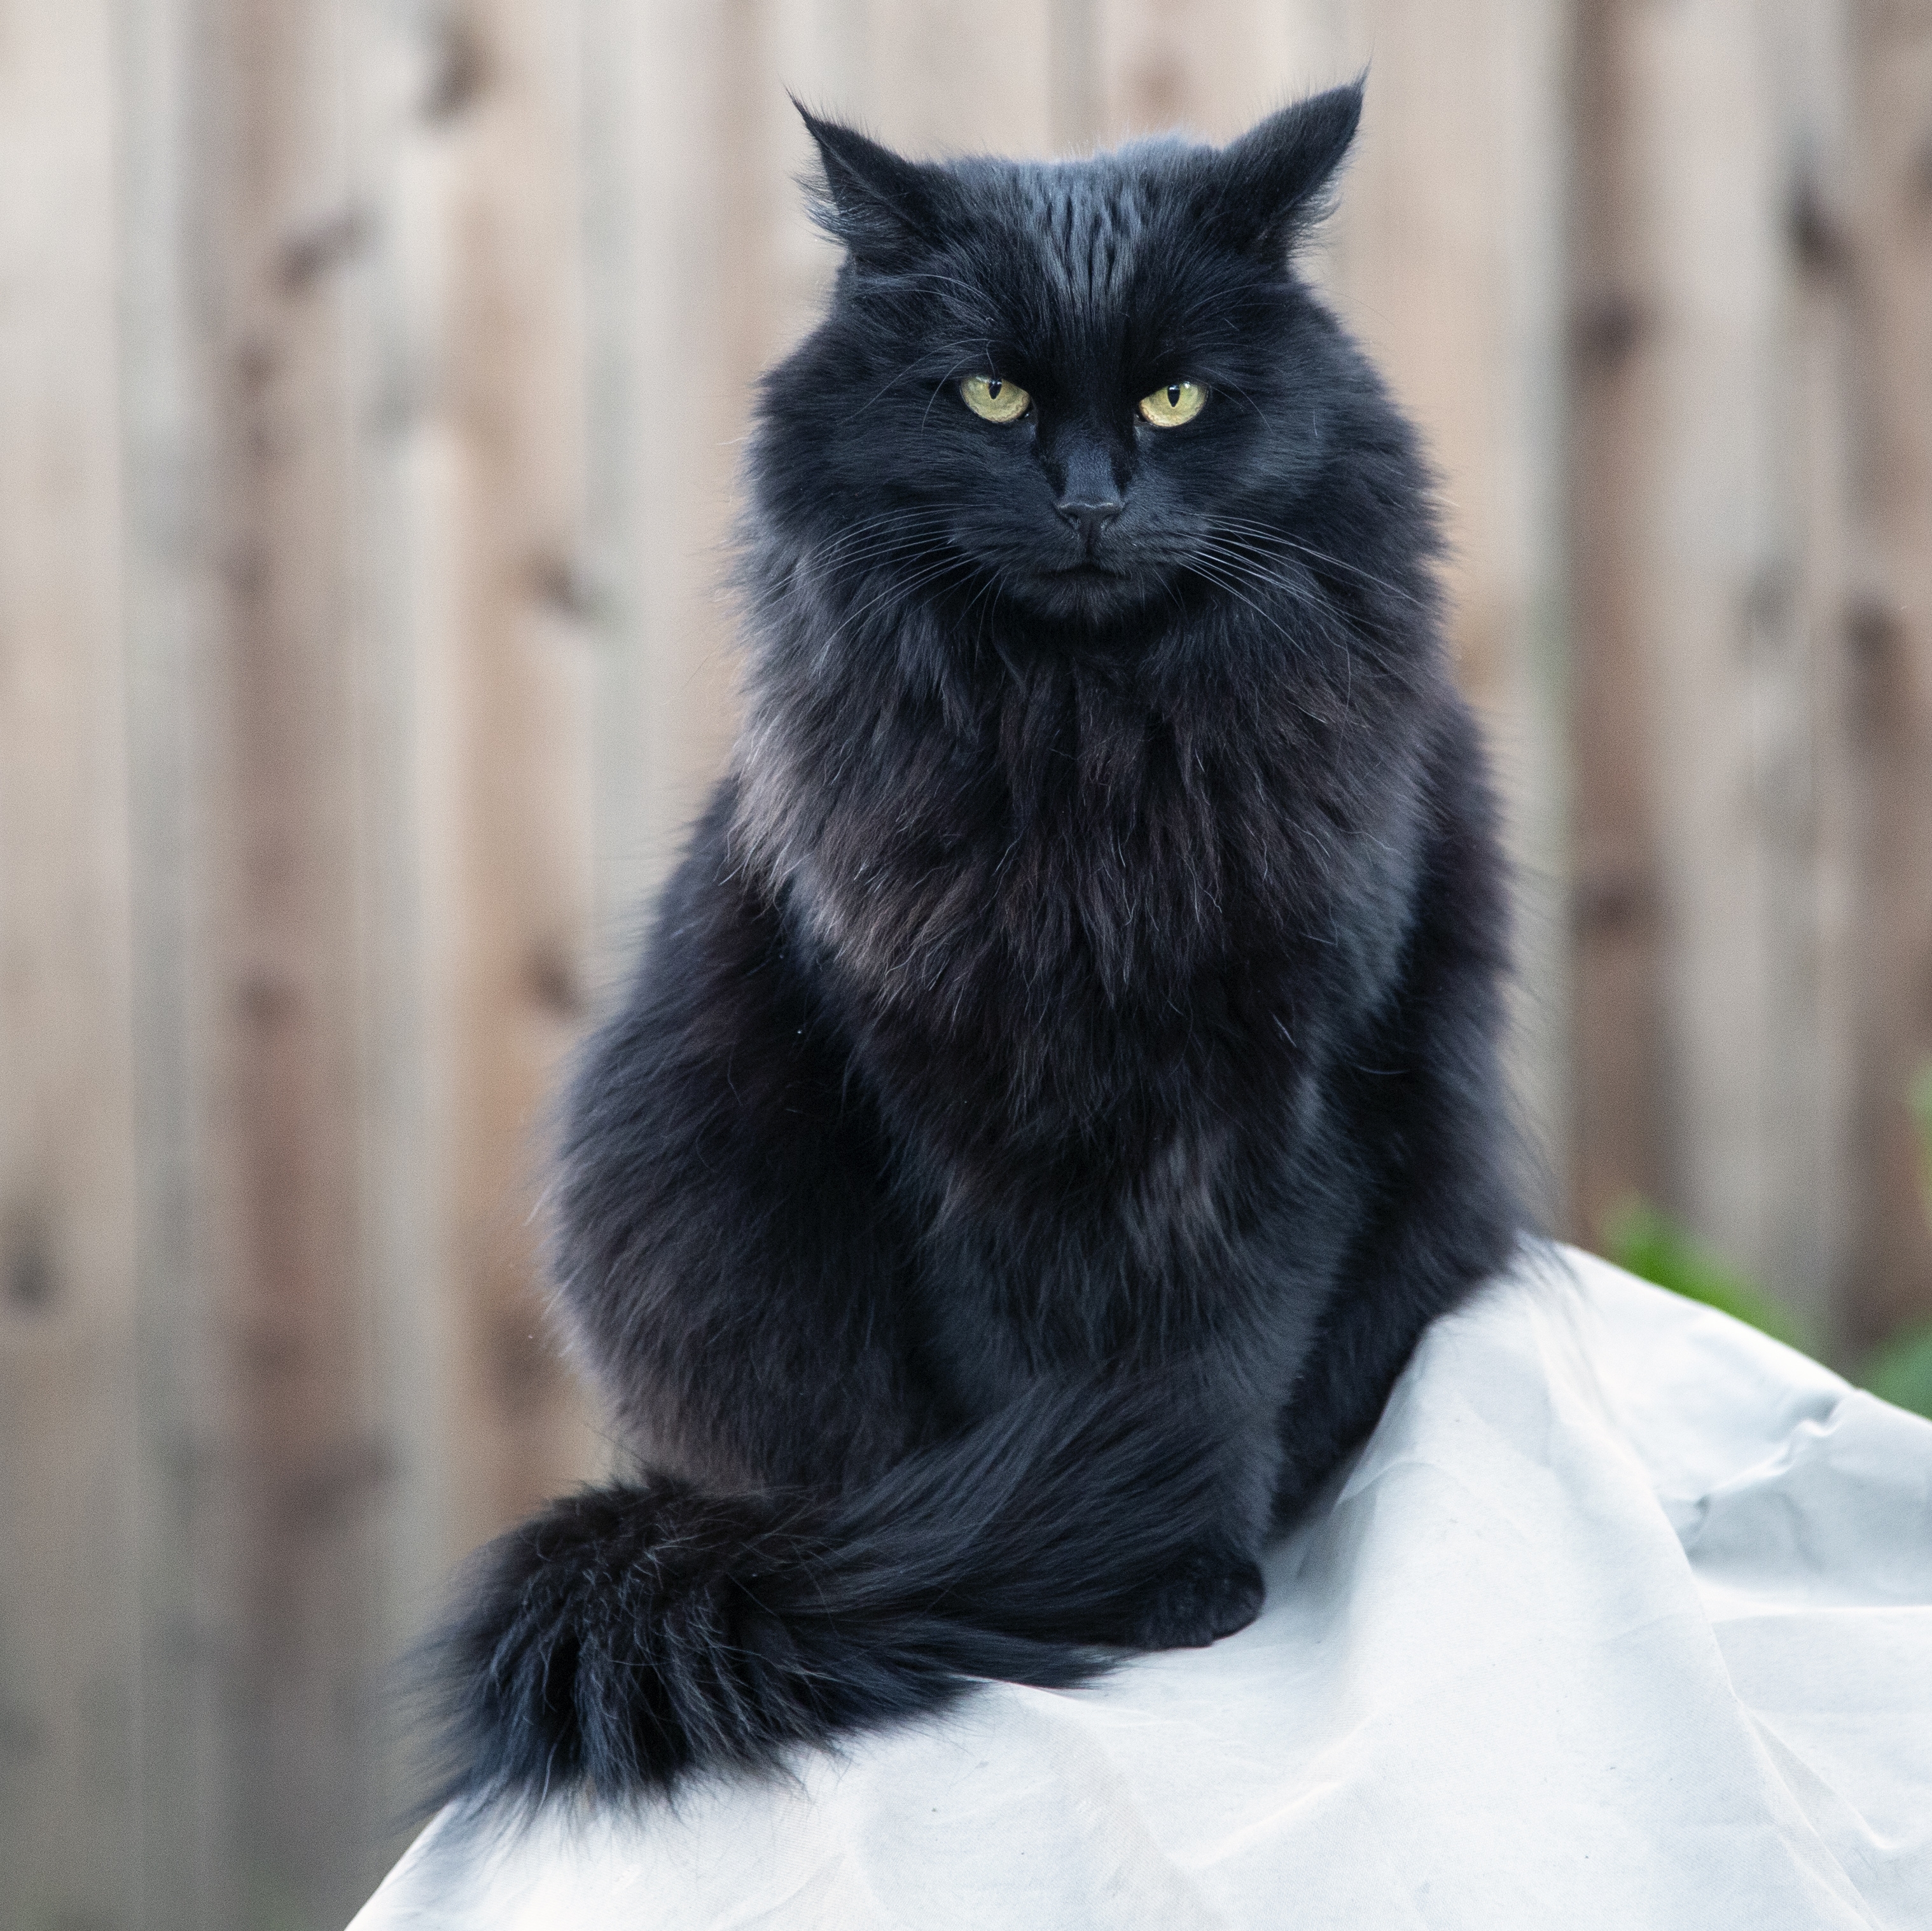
[433,81,1519,1813]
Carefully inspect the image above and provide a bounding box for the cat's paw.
[1122,1554,1265,1651]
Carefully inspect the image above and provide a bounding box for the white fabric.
[351,1245,1932,1928]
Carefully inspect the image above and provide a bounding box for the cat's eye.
[961,375,1031,424]
[1139,380,1207,428]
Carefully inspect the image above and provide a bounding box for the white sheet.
[351,1245,1932,1928]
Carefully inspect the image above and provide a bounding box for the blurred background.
[3,0,1929,1923]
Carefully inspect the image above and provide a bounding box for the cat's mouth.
[1004,552,1164,625]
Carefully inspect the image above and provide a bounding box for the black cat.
[431,81,1520,1813]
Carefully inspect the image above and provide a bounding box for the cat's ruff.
[357,1246,1932,1929]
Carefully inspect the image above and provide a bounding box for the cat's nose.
[1056,497,1124,548]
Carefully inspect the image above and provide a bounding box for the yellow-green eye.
[961,375,1031,424]
[1139,380,1206,428]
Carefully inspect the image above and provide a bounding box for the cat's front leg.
[1273,715,1520,1522]
[553,796,941,1492]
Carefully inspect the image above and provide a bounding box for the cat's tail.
[425,1381,1235,1815]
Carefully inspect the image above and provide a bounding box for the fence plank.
[0,3,139,1923]
[1769,0,1860,1346]
[405,0,602,1570]
[1847,0,1932,1344]
[583,1,764,970]
[195,4,395,1917]
[118,0,237,1913]
[1567,0,1670,1247]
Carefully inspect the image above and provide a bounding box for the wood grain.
[0,4,139,1923]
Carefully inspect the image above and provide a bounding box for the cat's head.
[750,84,1373,634]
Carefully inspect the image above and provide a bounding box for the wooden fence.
[1,2,1927,1924]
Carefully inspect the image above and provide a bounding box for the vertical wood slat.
[1772,1,1859,1346]
[583,1,758,968]
[0,4,140,1925]
[1567,0,1670,1243]
[414,0,601,1571]
[119,0,233,1913]
[200,3,388,1918]
[1847,0,1932,1344]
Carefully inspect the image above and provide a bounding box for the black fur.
[430,81,1520,1815]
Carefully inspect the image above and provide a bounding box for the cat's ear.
[1211,81,1365,260]
[795,103,950,268]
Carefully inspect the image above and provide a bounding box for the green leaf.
[1600,1197,1810,1352]
[1861,1064,1932,1419]
[1864,1320,1932,1422]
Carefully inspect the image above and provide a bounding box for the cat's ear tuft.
[1211,80,1365,261]
[795,101,949,268]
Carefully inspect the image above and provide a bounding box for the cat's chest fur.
[737,640,1423,1292]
